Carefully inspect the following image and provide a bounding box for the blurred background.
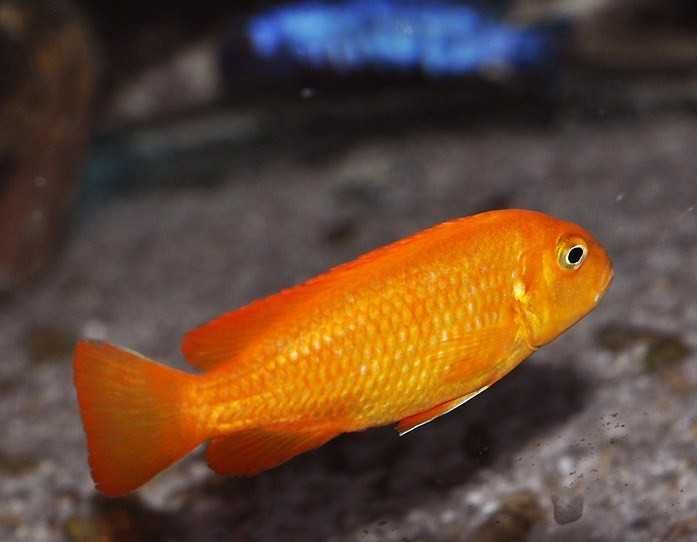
[1,0,697,540]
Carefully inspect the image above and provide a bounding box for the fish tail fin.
[73,340,202,496]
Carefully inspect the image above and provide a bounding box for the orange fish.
[73,209,613,496]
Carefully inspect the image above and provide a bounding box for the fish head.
[517,214,613,348]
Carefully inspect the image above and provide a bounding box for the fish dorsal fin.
[182,220,467,371]
[397,386,490,435]
[206,423,344,475]
[181,284,323,371]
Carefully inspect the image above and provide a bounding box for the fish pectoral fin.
[442,335,533,384]
[206,423,344,475]
[396,386,490,436]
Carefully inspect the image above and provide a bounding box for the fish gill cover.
[246,0,558,76]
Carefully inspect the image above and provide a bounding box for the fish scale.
[198,235,523,432]
[73,209,613,495]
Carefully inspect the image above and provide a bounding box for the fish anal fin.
[397,386,489,436]
[206,423,344,475]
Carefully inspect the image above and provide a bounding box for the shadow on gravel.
[77,357,591,541]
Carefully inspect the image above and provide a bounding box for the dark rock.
[662,516,697,541]
[64,515,107,542]
[0,377,18,393]
[595,322,691,371]
[595,322,646,352]
[24,324,76,364]
[551,487,584,525]
[0,515,21,529]
[644,336,691,372]
[65,496,184,542]
[0,451,39,476]
[466,490,545,542]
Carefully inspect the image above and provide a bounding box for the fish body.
[74,209,613,496]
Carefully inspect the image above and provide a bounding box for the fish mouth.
[594,267,614,303]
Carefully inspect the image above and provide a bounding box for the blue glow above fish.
[247,0,557,76]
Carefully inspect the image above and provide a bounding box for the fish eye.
[558,242,587,270]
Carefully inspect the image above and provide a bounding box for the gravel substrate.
[1,112,696,541]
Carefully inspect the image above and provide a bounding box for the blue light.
[246,0,557,76]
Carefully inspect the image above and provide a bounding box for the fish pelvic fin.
[397,386,490,435]
[73,340,202,497]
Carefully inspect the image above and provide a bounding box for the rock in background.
[0,0,96,296]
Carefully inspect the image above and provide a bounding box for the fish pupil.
[567,246,585,265]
